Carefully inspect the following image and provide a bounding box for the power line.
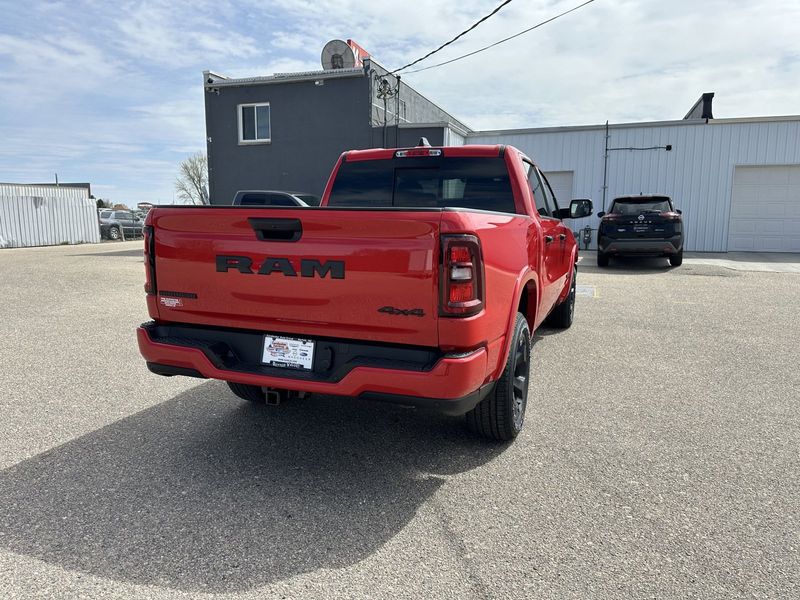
[390,0,514,74]
[402,0,596,75]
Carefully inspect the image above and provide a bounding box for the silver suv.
[98,210,145,240]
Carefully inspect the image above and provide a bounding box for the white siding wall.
[445,127,467,147]
[0,185,101,248]
[468,118,800,252]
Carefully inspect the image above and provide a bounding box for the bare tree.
[175,152,209,205]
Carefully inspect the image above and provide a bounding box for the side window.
[114,211,129,220]
[536,169,560,217]
[238,102,271,144]
[523,160,552,217]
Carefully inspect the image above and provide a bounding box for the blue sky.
[1,0,798,205]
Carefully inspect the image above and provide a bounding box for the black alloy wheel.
[511,329,531,431]
[465,313,531,441]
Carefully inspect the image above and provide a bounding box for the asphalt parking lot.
[1,241,798,600]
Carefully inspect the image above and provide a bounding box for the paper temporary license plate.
[261,335,315,370]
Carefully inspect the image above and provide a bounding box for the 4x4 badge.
[378,306,425,317]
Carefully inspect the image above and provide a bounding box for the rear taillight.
[143,225,156,295]
[440,235,484,317]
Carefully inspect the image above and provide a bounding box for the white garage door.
[728,166,800,252]
[543,171,574,210]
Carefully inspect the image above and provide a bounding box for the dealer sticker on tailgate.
[262,335,315,370]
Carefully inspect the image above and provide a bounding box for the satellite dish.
[321,39,356,70]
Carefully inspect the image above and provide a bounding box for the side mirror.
[597,211,606,218]
[676,209,682,215]
[569,198,593,219]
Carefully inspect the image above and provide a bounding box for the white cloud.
[271,31,309,51]
[112,1,261,68]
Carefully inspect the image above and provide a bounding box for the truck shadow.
[0,382,504,593]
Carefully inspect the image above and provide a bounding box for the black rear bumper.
[141,321,441,384]
[599,235,683,256]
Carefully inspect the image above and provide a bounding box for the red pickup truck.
[137,144,592,440]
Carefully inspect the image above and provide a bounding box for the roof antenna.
[418,137,431,147]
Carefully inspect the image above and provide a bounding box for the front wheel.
[669,251,683,267]
[466,313,531,441]
[108,226,120,240]
[546,266,576,329]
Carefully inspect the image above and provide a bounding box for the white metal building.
[468,115,800,252]
[0,184,101,248]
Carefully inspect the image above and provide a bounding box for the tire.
[597,251,609,267]
[227,382,266,404]
[108,226,120,240]
[669,251,683,267]
[466,313,531,441]
[546,265,576,329]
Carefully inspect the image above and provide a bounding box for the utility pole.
[601,121,609,213]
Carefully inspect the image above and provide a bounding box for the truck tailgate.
[150,207,441,347]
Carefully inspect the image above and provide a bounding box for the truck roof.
[344,145,507,162]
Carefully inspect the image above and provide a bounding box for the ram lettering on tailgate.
[215,255,345,279]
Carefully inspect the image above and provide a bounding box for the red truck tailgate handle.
[248,218,303,242]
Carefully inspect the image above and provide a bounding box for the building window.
[238,103,271,144]
[399,100,407,121]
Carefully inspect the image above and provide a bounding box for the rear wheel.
[669,251,683,267]
[466,313,530,441]
[546,265,576,329]
[597,251,609,267]
[227,382,266,404]
[108,226,120,240]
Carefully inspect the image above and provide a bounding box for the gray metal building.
[203,58,469,204]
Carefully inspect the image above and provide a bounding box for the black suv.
[597,195,684,267]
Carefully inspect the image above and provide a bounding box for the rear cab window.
[611,196,673,214]
[328,156,518,214]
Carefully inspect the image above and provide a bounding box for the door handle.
[558,233,567,241]
[544,235,554,244]
[248,218,303,242]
